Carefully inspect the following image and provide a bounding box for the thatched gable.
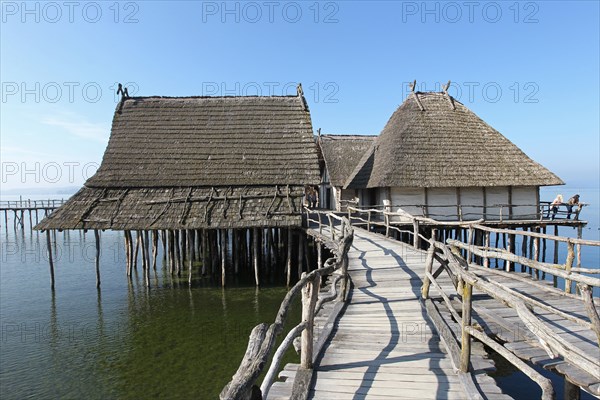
[345,92,563,189]
[319,135,374,187]
[36,94,320,230]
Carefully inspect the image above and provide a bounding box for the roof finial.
[442,80,456,110]
[442,80,451,94]
[410,80,425,111]
[409,80,417,92]
[117,83,129,100]
[297,83,308,111]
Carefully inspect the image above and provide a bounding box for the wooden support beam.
[297,232,304,278]
[94,229,101,288]
[46,230,55,290]
[143,230,150,287]
[188,229,194,286]
[221,229,227,287]
[253,227,259,286]
[287,228,293,286]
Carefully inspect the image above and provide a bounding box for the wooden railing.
[220,212,353,400]
[346,201,587,222]
[421,229,600,399]
[0,199,66,209]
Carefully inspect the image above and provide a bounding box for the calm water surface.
[0,202,301,399]
[1,188,598,399]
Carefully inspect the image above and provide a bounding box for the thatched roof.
[36,93,320,230]
[36,186,304,230]
[345,92,564,189]
[87,95,319,187]
[319,135,375,187]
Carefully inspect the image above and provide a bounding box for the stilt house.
[36,88,320,231]
[344,89,564,221]
[317,135,374,211]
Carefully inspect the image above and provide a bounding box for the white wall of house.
[485,186,509,220]
[354,185,540,222]
[460,188,484,221]
[427,188,458,221]
[390,187,425,216]
[511,186,538,219]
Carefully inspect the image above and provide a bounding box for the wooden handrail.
[221,213,354,400]
[420,234,600,399]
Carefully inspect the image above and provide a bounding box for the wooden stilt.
[233,229,239,275]
[151,231,158,270]
[161,230,167,260]
[253,227,259,286]
[494,233,499,268]
[266,228,273,273]
[221,229,227,287]
[297,232,304,278]
[201,229,208,276]
[168,230,175,274]
[287,228,292,286]
[553,225,559,287]
[144,231,152,286]
[46,230,55,290]
[124,231,130,276]
[564,378,581,400]
[94,229,101,288]
[174,230,182,277]
[133,231,140,271]
[521,229,527,272]
[533,228,540,280]
[188,229,193,286]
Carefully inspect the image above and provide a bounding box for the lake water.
[1,188,598,399]
[0,197,302,399]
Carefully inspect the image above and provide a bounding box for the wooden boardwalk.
[307,228,507,399]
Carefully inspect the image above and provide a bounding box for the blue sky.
[1,0,599,192]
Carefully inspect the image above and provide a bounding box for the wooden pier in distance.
[0,199,66,230]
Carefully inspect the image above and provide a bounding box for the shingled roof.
[36,93,320,230]
[345,92,563,189]
[319,135,374,187]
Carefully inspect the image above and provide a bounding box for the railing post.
[460,281,473,373]
[413,219,420,249]
[328,214,335,240]
[301,272,320,369]
[421,229,437,299]
[499,205,503,222]
[565,241,574,294]
[505,234,512,272]
[385,213,390,237]
[466,226,473,263]
[367,211,371,231]
[483,231,490,268]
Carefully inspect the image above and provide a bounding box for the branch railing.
[220,212,353,400]
[421,231,600,399]
[346,201,587,222]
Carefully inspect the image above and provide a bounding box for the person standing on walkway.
[566,194,580,219]
[548,194,563,220]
